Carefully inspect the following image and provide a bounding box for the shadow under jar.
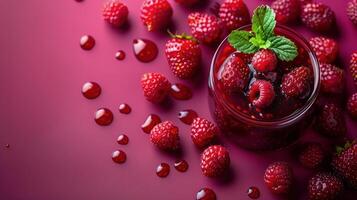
[208,25,320,151]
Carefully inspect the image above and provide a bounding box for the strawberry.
[165,34,201,79]
[301,3,336,32]
[298,143,325,169]
[308,172,343,200]
[315,103,346,137]
[140,72,171,103]
[281,66,312,98]
[309,37,338,64]
[347,0,357,26]
[350,51,357,86]
[191,117,218,148]
[150,121,180,151]
[320,63,344,94]
[140,0,173,31]
[347,93,357,118]
[332,142,357,188]
[251,49,277,72]
[200,145,230,177]
[218,54,250,93]
[188,12,223,45]
[218,0,250,32]
[247,80,275,109]
[175,0,199,6]
[271,0,300,24]
[102,0,129,27]
[264,162,293,194]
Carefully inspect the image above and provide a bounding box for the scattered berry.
[347,0,357,26]
[271,0,300,24]
[309,37,338,64]
[247,80,275,109]
[102,0,129,27]
[281,66,312,98]
[201,145,230,177]
[350,51,357,86]
[175,0,199,6]
[140,72,171,103]
[308,172,343,200]
[188,12,223,45]
[347,93,357,118]
[150,121,180,151]
[165,34,201,79]
[140,0,173,31]
[264,162,293,194]
[191,117,218,148]
[320,63,344,94]
[298,143,325,169]
[251,49,278,72]
[301,3,335,32]
[316,103,346,137]
[218,0,250,32]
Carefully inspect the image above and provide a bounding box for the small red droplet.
[170,83,193,100]
[112,150,126,164]
[178,109,198,125]
[4,144,10,149]
[80,35,95,50]
[247,186,260,199]
[115,50,126,60]
[82,82,101,99]
[117,134,129,145]
[156,163,170,177]
[119,103,131,114]
[141,114,161,134]
[174,160,189,172]
[196,188,216,200]
[95,108,113,126]
[133,39,158,62]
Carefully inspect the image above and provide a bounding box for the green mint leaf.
[228,30,259,54]
[269,36,298,61]
[252,5,276,40]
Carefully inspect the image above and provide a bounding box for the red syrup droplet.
[247,186,260,199]
[95,108,113,126]
[170,83,193,100]
[156,163,170,178]
[196,188,217,200]
[174,160,189,172]
[141,114,161,134]
[178,109,198,125]
[80,35,95,50]
[112,150,126,164]
[115,50,126,60]
[82,82,101,99]
[133,39,158,62]
[117,134,129,145]
[119,103,131,114]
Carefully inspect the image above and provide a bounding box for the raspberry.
[309,37,338,64]
[150,121,180,151]
[298,143,325,169]
[281,66,312,98]
[200,145,230,177]
[347,93,357,119]
[264,162,293,194]
[191,117,218,148]
[308,172,343,200]
[350,51,357,86]
[247,80,275,109]
[188,12,223,45]
[140,0,173,31]
[271,0,300,24]
[218,0,250,32]
[316,103,346,137]
[102,0,129,27]
[347,0,357,26]
[301,3,336,32]
[251,49,278,72]
[320,63,344,94]
[140,72,171,103]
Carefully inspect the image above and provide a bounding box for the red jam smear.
[170,83,193,100]
[178,109,198,125]
[133,39,158,62]
[95,108,113,126]
[141,114,161,134]
[156,163,170,178]
[80,35,95,50]
[112,150,126,164]
[82,82,101,99]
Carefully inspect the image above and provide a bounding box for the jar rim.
[209,24,320,128]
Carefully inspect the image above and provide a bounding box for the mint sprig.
[228,5,298,61]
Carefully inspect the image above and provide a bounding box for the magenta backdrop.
[0,0,356,199]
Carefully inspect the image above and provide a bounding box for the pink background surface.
[0,0,356,199]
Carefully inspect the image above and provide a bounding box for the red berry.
[150,121,180,151]
[281,66,312,98]
[264,162,293,194]
[350,51,357,86]
[347,93,357,118]
[309,37,338,64]
[251,49,277,72]
[331,142,357,188]
[271,0,300,24]
[141,72,171,103]
[218,0,250,32]
[347,0,357,26]
[316,103,346,137]
[298,143,325,169]
[140,0,173,31]
[188,12,223,45]
[191,117,218,148]
[308,172,343,200]
[301,3,335,32]
[247,80,275,109]
[165,35,201,79]
[175,0,199,6]
[102,0,129,27]
[201,145,230,177]
[218,54,250,93]
[320,63,344,94]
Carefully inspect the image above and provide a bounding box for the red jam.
[247,186,260,199]
[133,39,158,62]
[82,82,101,99]
[118,103,131,114]
[95,108,113,126]
[178,109,198,125]
[156,163,170,178]
[141,114,161,134]
[196,188,216,200]
[170,83,193,100]
[115,50,126,60]
[117,134,129,145]
[174,160,189,172]
[80,35,95,50]
[112,150,126,164]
